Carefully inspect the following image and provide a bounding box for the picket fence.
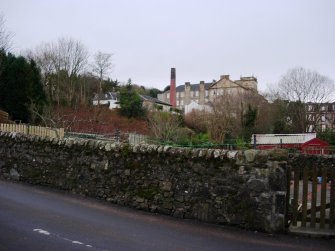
[0,123,64,139]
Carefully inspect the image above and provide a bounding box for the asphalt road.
[0,180,334,251]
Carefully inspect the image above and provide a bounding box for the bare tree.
[0,14,13,51]
[147,111,182,142]
[57,38,89,104]
[28,38,89,105]
[91,51,113,104]
[25,42,57,99]
[272,67,335,132]
[206,93,242,143]
[185,90,269,143]
[278,67,334,103]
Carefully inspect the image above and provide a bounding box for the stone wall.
[0,132,288,232]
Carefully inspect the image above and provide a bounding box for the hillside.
[53,106,149,135]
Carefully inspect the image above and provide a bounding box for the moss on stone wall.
[0,131,292,232]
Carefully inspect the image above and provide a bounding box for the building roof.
[175,82,213,92]
[252,133,317,145]
[140,94,172,106]
[301,138,329,148]
[93,92,118,101]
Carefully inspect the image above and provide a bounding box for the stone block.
[160,181,172,191]
[244,149,259,162]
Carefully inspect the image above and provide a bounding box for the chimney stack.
[220,75,230,80]
[170,68,176,107]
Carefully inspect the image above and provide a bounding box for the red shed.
[251,133,330,155]
[301,138,330,155]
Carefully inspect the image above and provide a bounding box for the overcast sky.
[1,0,334,91]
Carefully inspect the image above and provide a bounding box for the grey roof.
[93,92,118,101]
[175,82,212,92]
[140,94,172,106]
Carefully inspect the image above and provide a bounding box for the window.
[307,114,315,121]
[180,100,184,106]
[307,125,313,132]
[307,105,313,111]
[322,124,326,132]
[195,91,199,97]
[321,115,326,122]
[176,92,180,98]
[205,90,209,97]
[177,100,179,106]
[180,92,184,98]
[167,93,170,99]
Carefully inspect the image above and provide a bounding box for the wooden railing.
[288,165,335,230]
[0,123,64,139]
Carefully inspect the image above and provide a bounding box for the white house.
[92,92,120,110]
[184,100,212,114]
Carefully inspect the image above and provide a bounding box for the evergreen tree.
[0,52,47,123]
[119,82,144,118]
[242,104,258,140]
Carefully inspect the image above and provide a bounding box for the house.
[92,92,120,110]
[306,102,335,132]
[92,92,172,112]
[139,94,172,112]
[251,133,329,154]
[184,100,212,114]
[158,74,258,111]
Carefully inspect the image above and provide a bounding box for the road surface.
[0,180,334,251]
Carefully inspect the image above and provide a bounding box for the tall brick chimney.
[170,68,176,107]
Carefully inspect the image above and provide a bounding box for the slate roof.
[175,82,212,92]
[140,94,172,106]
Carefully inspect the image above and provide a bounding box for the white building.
[184,100,212,114]
[92,92,120,110]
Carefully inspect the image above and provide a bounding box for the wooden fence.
[288,165,335,230]
[128,133,148,145]
[0,123,64,139]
